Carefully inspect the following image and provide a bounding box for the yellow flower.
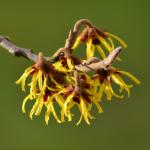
[16,64,67,124]
[72,27,127,59]
[92,67,141,101]
[58,74,103,125]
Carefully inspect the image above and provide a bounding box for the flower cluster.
[16,24,140,125]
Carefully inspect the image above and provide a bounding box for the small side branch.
[74,70,81,93]
[64,19,94,50]
[75,46,122,72]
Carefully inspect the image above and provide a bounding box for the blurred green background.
[0,0,149,149]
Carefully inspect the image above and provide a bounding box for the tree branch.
[0,19,122,75]
[0,36,50,63]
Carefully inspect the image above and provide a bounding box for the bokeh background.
[0,0,149,150]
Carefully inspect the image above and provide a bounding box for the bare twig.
[82,57,100,65]
[64,19,94,50]
[74,70,81,93]
[75,46,122,72]
[0,36,50,63]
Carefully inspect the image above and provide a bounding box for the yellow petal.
[49,101,61,123]
[29,72,38,97]
[76,115,83,126]
[35,100,43,116]
[37,70,43,90]
[111,74,132,97]
[80,97,90,125]
[97,35,112,52]
[29,100,40,120]
[66,101,75,122]
[16,66,32,84]
[105,80,112,100]
[55,96,63,107]
[87,112,95,120]
[110,85,124,99]
[55,95,65,122]
[97,83,105,100]
[67,58,74,70]
[118,71,141,84]
[93,100,103,113]
[64,93,74,116]
[45,103,51,125]
[41,74,47,95]
[47,86,59,92]
[86,39,95,59]
[107,37,115,50]
[67,112,73,122]
[16,67,33,91]
[22,94,32,113]
[72,36,81,49]
[106,32,127,48]
[96,45,106,59]
[76,100,91,125]
[87,103,95,119]
[57,88,70,95]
